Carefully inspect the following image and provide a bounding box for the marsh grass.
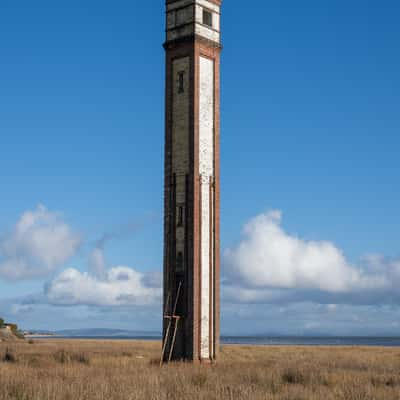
[0,340,399,399]
[53,349,90,365]
[2,347,17,363]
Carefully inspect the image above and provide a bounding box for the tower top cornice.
[166,0,222,5]
[165,0,222,45]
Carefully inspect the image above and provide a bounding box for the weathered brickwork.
[172,57,190,273]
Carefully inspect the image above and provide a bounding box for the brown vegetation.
[0,339,399,399]
[0,320,24,341]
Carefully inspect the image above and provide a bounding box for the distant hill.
[54,328,161,338]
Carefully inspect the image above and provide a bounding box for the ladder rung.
[160,281,183,365]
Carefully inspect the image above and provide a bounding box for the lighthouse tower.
[162,0,221,363]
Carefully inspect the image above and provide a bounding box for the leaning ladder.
[160,281,182,366]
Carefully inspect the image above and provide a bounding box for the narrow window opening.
[176,251,184,272]
[178,71,185,93]
[177,206,184,226]
[203,9,213,27]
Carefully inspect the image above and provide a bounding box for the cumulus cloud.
[223,211,399,304]
[0,205,81,280]
[42,215,161,308]
[46,265,161,307]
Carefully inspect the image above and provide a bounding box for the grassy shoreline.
[1,339,399,399]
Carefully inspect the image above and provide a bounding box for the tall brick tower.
[162,0,221,363]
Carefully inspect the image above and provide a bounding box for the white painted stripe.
[199,56,214,360]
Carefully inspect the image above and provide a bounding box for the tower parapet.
[165,0,222,46]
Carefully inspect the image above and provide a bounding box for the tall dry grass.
[0,340,399,399]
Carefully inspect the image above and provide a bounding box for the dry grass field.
[0,340,400,400]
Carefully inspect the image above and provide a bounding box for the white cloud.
[0,205,81,280]
[223,211,398,303]
[46,266,161,307]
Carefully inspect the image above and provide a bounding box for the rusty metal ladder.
[160,281,182,366]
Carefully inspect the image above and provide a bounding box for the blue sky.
[0,0,399,335]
